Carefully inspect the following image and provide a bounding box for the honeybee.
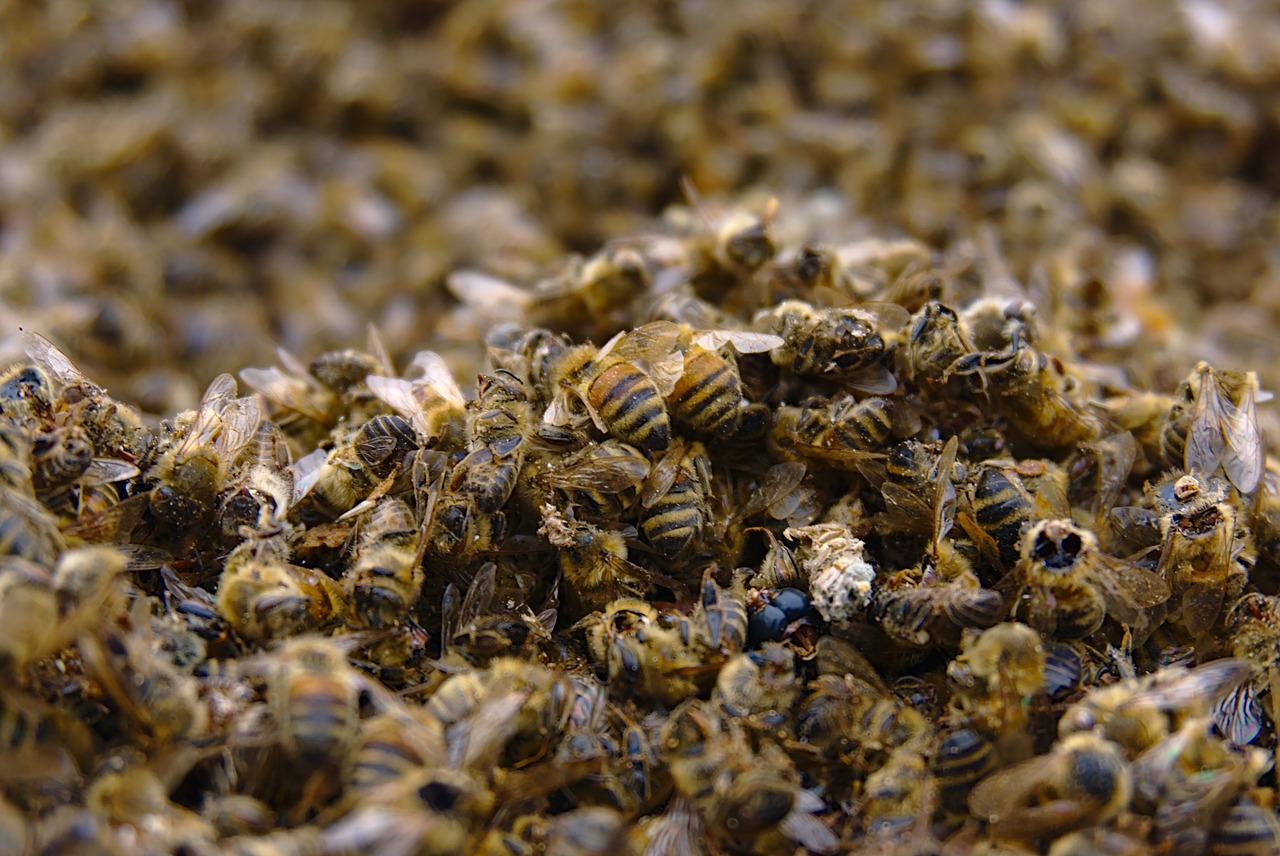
[0,431,66,566]
[871,438,1006,647]
[1129,717,1270,853]
[947,622,1046,745]
[345,497,428,628]
[969,732,1132,841]
[770,394,904,472]
[365,349,468,450]
[931,727,998,814]
[970,342,1104,452]
[1208,792,1280,855]
[529,438,650,519]
[217,420,295,542]
[20,330,151,462]
[291,413,417,521]
[216,537,338,645]
[584,598,702,706]
[240,348,342,447]
[344,709,446,796]
[526,245,651,338]
[653,326,781,439]
[1058,658,1252,756]
[897,301,979,396]
[658,700,838,854]
[1181,362,1264,496]
[755,299,907,393]
[80,600,208,745]
[713,642,801,719]
[638,439,711,560]
[147,373,262,524]
[268,636,367,772]
[29,423,94,492]
[995,518,1169,639]
[858,746,939,850]
[1219,593,1280,747]
[1153,474,1248,639]
[441,562,556,667]
[532,325,673,454]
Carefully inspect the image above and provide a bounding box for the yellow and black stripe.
[641,472,703,559]
[668,350,743,437]
[589,363,670,453]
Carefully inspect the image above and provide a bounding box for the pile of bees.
[1,200,1279,856]
[6,0,1280,414]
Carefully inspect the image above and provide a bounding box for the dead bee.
[996,518,1169,639]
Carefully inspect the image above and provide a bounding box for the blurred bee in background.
[995,517,1169,639]
[1058,658,1252,757]
[147,373,262,524]
[968,732,1132,842]
[216,536,337,645]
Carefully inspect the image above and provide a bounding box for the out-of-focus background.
[1,0,1278,414]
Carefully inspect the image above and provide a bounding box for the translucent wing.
[290,448,327,506]
[734,461,807,520]
[406,351,466,405]
[240,365,335,426]
[22,330,87,386]
[446,270,533,310]
[366,376,433,441]
[640,444,684,508]
[692,330,784,353]
[214,397,263,461]
[1090,553,1170,627]
[459,562,497,626]
[845,363,899,395]
[84,458,141,484]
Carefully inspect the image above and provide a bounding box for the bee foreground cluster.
[2,201,1280,856]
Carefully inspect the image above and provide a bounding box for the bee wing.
[968,755,1054,823]
[60,493,149,543]
[446,269,533,311]
[779,805,839,854]
[1212,683,1264,747]
[1090,431,1138,519]
[734,461,807,520]
[844,363,899,396]
[83,457,141,485]
[366,376,434,441]
[547,453,652,493]
[214,396,263,461]
[942,586,1006,629]
[459,562,497,626]
[290,448,327,506]
[1223,372,1263,494]
[21,330,88,386]
[172,374,237,460]
[640,444,684,508]
[365,323,395,377]
[239,365,335,426]
[879,482,934,532]
[1185,364,1260,491]
[853,301,913,331]
[455,689,529,771]
[1175,581,1227,639]
[933,436,960,543]
[605,321,682,368]
[1122,659,1251,715]
[405,351,467,406]
[692,330,784,353]
[1090,553,1170,624]
[643,796,705,856]
[118,544,175,572]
